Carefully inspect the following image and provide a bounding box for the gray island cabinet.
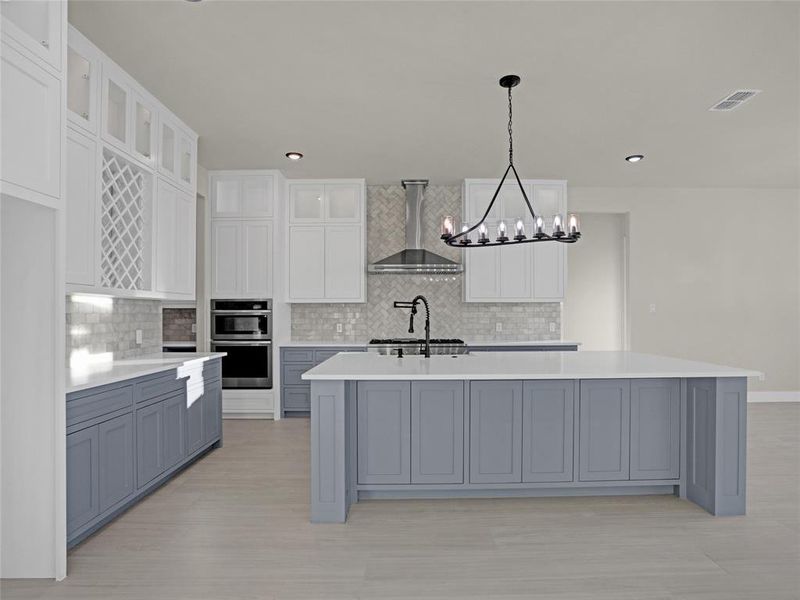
[303,351,760,523]
[66,356,223,547]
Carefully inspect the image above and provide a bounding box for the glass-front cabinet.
[158,118,177,179]
[132,92,156,166]
[0,0,62,70]
[179,131,194,189]
[101,64,130,152]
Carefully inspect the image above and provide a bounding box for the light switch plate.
[135,329,143,345]
[495,322,502,333]
[336,323,343,333]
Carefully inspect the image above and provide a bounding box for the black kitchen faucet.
[392,295,431,358]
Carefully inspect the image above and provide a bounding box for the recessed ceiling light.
[625,154,644,163]
[285,152,304,161]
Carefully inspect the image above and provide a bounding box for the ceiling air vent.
[709,89,761,111]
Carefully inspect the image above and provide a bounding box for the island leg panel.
[310,381,350,523]
[685,377,747,516]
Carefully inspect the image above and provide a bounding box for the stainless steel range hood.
[368,180,463,275]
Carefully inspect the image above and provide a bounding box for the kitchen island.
[303,351,760,522]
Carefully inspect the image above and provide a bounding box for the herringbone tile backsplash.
[291,185,561,342]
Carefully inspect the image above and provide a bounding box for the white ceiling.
[69,1,800,187]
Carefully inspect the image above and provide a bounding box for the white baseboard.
[748,391,800,403]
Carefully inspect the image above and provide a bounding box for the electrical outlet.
[549,322,556,333]
[135,329,143,345]
[191,323,197,334]
[336,323,343,333]
[495,322,502,333]
[649,303,657,314]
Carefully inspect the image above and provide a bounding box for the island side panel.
[685,377,747,516]
[310,380,349,523]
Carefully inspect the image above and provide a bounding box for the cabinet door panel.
[499,242,532,300]
[630,379,680,480]
[67,426,100,535]
[464,183,502,222]
[469,381,522,483]
[579,380,630,481]
[241,175,274,217]
[324,225,362,300]
[154,180,178,293]
[101,65,129,152]
[210,175,241,217]
[290,184,324,221]
[67,31,99,133]
[357,381,411,484]
[411,381,464,484]
[325,183,360,221]
[0,1,62,70]
[132,92,156,166]
[98,413,134,512]
[178,131,195,189]
[173,191,196,296]
[522,381,574,482]
[288,226,325,300]
[0,42,61,199]
[65,129,97,285]
[158,119,177,179]
[211,221,241,297]
[136,402,165,488]
[242,221,273,297]
[465,245,500,301]
[163,393,186,470]
[203,382,222,444]
[186,388,204,455]
[532,183,566,300]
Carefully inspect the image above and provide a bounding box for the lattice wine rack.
[100,149,147,290]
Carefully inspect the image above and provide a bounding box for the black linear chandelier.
[441,75,581,247]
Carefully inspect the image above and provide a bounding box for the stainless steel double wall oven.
[210,299,272,389]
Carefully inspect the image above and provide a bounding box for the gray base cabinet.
[469,381,523,484]
[522,381,574,483]
[66,426,100,534]
[357,381,411,484]
[411,381,464,484]
[281,346,365,416]
[579,380,631,481]
[67,359,223,547]
[630,379,680,480]
[186,389,204,455]
[98,413,134,512]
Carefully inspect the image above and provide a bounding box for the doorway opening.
[563,212,630,351]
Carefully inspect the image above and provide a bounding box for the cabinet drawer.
[203,359,221,383]
[282,362,313,386]
[135,371,186,403]
[314,349,342,363]
[283,387,311,411]
[283,349,314,363]
[67,385,134,427]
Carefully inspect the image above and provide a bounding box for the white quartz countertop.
[302,351,762,381]
[66,352,226,394]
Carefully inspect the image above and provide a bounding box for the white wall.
[570,187,800,392]
[564,213,628,351]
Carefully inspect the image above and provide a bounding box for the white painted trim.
[748,391,800,403]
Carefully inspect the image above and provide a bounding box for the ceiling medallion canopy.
[441,75,581,248]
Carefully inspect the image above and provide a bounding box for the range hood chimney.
[368,180,463,275]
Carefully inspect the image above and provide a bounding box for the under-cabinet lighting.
[70,293,113,310]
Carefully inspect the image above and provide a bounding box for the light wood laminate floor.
[3,404,799,600]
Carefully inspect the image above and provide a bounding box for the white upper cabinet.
[210,219,273,299]
[178,130,195,190]
[158,115,196,191]
[66,28,99,134]
[463,179,567,302]
[158,117,177,179]
[65,128,97,286]
[0,0,62,71]
[286,179,366,302]
[154,179,196,298]
[0,40,61,202]
[210,173,275,218]
[101,62,130,153]
[132,91,156,167]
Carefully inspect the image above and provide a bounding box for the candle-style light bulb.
[534,215,545,237]
[568,213,580,236]
[478,222,489,243]
[514,218,526,241]
[553,214,564,236]
[497,221,508,242]
[441,215,454,239]
[461,223,472,244]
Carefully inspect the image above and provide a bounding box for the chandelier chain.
[508,87,513,165]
